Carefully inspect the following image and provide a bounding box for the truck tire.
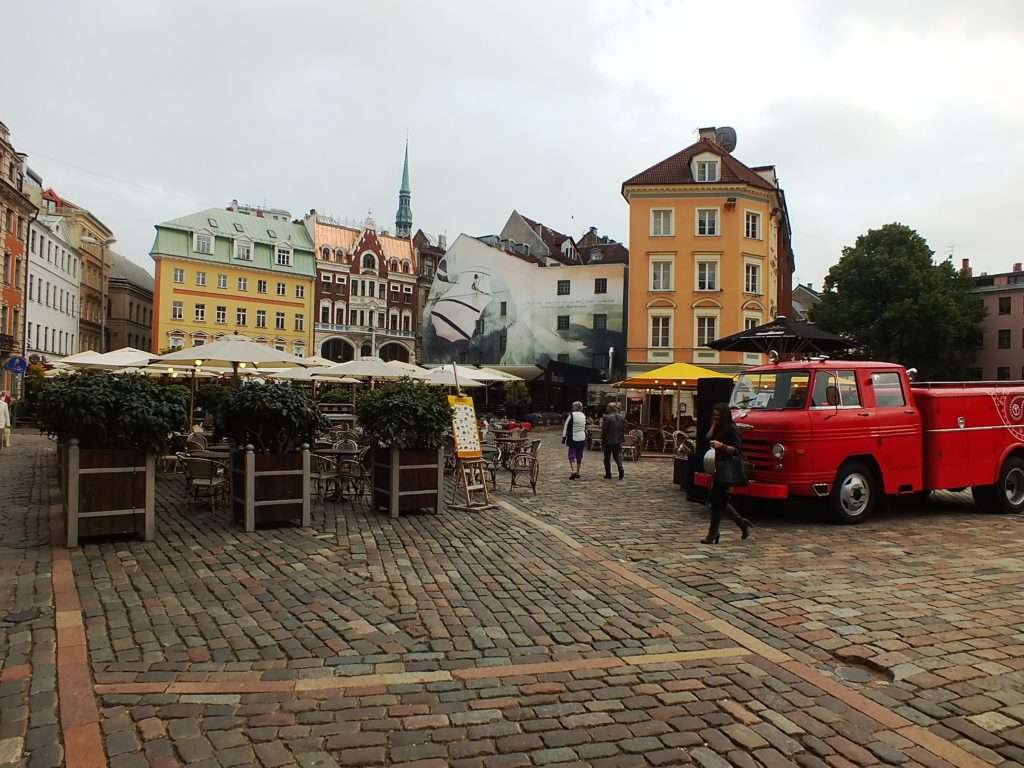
[829,460,878,524]
[976,456,1024,514]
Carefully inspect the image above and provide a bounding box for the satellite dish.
[715,126,737,152]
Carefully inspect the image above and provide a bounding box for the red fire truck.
[696,359,1024,523]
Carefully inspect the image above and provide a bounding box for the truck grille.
[742,438,772,470]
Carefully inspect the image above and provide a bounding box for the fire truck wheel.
[830,461,878,524]
[992,456,1024,514]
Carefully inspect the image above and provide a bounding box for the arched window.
[360,343,372,358]
[361,252,376,271]
[321,247,331,261]
[389,258,398,272]
[335,248,345,263]
[402,261,410,274]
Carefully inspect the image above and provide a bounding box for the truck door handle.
[857,412,870,417]
[904,410,915,415]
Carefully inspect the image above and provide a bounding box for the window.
[336,276,346,285]
[275,312,285,330]
[745,211,762,240]
[557,315,570,331]
[169,335,184,350]
[294,314,304,331]
[998,366,1012,381]
[215,273,227,289]
[257,279,267,294]
[276,282,286,296]
[403,285,413,294]
[196,271,207,287]
[320,305,330,323]
[296,285,305,299]
[999,296,1012,315]
[391,283,401,292]
[215,306,226,324]
[696,315,717,347]
[236,308,247,326]
[556,279,571,296]
[173,268,184,284]
[379,284,386,299]
[275,245,292,266]
[557,353,570,364]
[650,315,670,348]
[194,303,206,322]
[194,232,213,254]
[321,273,332,283]
[235,240,252,261]
[594,278,607,294]
[695,160,718,182]
[237,277,248,291]
[256,310,267,328]
[871,372,906,407]
[696,209,718,236]
[744,261,762,294]
[500,301,507,317]
[812,370,861,407]
[651,258,673,291]
[651,209,674,237]
[593,313,607,331]
[745,316,760,332]
[171,301,183,320]
[362,252,376,270]
[696,259,718,291]
[999,329,1012,349]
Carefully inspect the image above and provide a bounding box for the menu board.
[448,395,481,459]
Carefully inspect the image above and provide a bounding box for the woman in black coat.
[702,403,752,544]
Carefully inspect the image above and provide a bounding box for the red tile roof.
[42,187,79,209]
[622,138,775,192]
[519,214,574,259]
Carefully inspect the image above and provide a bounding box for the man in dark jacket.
[601,402,626,480]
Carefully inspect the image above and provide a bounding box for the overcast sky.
[3,0,1022,287]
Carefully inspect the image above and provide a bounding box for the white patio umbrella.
[300,355,338,367]
[70,346,157,370]
[475,366,522,382]
[269,366,360,383]
[157,334,310,372]
[61,350,105,366]
[421,365,484,389]
[328,356,425,380]
[384,359,425,375]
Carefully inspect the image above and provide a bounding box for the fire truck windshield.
[731,371,811,410]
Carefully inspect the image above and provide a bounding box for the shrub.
[318,386,353,404]
[217,381,327,453]
[35,373,187,453]
[164,384,192,404]
[356,379,451,450]
[195,383,231,416]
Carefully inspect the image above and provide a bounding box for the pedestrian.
[601,401,625,480]
[561,400,587,480]
[0,392,10,451]
[701,402,751,544]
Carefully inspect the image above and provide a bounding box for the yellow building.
[622,127,794,377]
[150,204,315,356]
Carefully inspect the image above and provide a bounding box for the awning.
[615,362,732,390]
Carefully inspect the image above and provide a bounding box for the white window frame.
[276,244,292,266]
[695,160,719,182]
[296,284,305,299]
[276,282,286,297]
[169,334,184,350]
[336,275,346,285]
[649,254,674,292]
[215,305,226,324]
[695,255,720,292]
[194,304,206,322]
[390,283,401,292]
[294,314,304,331]
[196,271,206,287]
[648,310,673,362]
[217,273,227,289]
[321,272,332,283]
[650,208,674,237]
[237,277,248,292]
[256,310,267,328]
[235,238,253,261]
[696,208,719,237]
[275,311,285,330]
[744,256,763,295]
[257,279,268,294]
[403,285,413,294]
[236,307,247,326]
[694,309,720,363]
[172,268,184,284]
[744,210,762,240]
[193,230,213,255]
[743,311,763,365]
[171,301,183,321]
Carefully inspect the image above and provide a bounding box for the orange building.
[622,127,793,378]
[0,121,34,394]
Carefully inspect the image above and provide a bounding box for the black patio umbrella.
[708,316,856,358]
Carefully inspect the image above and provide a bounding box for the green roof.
[157,208,314,251]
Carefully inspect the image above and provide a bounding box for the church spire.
[395,139,412,237]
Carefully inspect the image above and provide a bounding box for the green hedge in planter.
[356,379,451,450]
[217,381,327,453]
[317,386,353,404]
[35,373,187,453]
[196,383,231,416]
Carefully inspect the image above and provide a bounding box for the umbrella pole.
[189,368,197,432]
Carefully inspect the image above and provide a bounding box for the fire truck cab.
[697,359,1024,523]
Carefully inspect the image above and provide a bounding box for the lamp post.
[81,234,116,352]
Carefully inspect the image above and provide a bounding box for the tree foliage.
[35,373,186,453]
[217,381,327,453]
[356,379,451,450]
[811,223,984,380]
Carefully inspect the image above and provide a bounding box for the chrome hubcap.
[840,473,870,516]
[1005,467,1024,506]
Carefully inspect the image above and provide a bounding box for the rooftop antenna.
[715,126,737,152]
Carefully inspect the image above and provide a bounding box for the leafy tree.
[356,379,451,450]
[811,223,984,380]
[217,381,327,453]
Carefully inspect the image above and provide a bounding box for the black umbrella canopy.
[708,316,855,357]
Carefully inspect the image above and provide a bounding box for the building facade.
[150,204,315,355]
[304,212,418,363]
[0,121,34,393]
[622,127,794,375]
[421,233,626,372]
[108,252,153,352]
[413,229,445,363]
[26,214,81,362]
[970,259,1024,381]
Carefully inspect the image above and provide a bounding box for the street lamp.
[81,234,116,353]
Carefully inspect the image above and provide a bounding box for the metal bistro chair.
[480,443,502,490]
[337,456,369,504]
[334,438,360,453]
[587,425,603,452]
[183,456,228,510]
[509,439,541,494]
[310,454,338,500]
[184,433,208,453]
[661,428,676,454]
[622,430,643,462]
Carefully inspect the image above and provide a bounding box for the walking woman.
[702,403,752,544]
[562,401,587,480]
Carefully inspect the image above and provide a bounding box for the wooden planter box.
[64,440,155,547]
[372,447,445,518]
[231,445,311,532]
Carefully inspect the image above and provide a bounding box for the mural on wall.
[422,235,625,370]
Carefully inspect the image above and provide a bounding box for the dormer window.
[361,252,377,271]
[193,231,213,255]
[235,238,253,261]
[275,244,292,266]
[695,160,719,182]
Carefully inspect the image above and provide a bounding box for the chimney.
[698,126,717,142]
[1014,263,1022,273]
[438,234,447,250]
[256,209,264,218]
[589,226,597,234]
[961,257,971,275]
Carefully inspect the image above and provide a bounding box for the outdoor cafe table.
[313,447,362,501]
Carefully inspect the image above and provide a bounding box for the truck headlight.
[771,443,786,460]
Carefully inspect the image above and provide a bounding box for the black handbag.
[716,453,753,487]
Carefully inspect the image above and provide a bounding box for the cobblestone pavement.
[2,429,1024,766]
